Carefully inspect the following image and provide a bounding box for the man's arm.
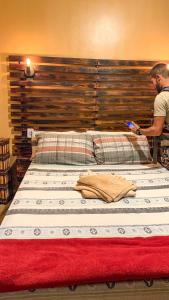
[130,116,165,136]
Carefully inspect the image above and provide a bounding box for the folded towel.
[74,172,137,202]
[80,189,136,199]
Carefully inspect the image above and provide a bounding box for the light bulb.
[26,58,31,67]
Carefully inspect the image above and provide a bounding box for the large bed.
[3,55,169,299]
[1,159,169,299]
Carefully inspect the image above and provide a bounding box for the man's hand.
[126,121,140,134]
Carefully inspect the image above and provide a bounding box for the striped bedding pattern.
[1,162,169,239]
[33,134,96,165]
[93,134,151,164]
[1,162,169,294]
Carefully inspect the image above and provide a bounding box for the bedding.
[32,130,79,138]
[1,162,169,293]
[31,130,84,160]
[93,133,152,164]
[33,134,96,165]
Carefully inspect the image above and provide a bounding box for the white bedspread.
[1,162,169,239]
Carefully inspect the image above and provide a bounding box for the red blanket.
[0,236,169,292]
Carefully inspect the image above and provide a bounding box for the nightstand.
[0,156,18,223]
[0,156,18,204]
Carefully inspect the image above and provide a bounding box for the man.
[129,63,169,136]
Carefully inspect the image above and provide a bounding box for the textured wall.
[0,0,169,137]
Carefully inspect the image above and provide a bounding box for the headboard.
[8,55,157,179]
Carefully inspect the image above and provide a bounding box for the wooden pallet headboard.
[8,55,157,177]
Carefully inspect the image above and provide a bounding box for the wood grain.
[8,55,161,179]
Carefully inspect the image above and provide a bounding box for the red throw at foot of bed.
[0,236,169,292]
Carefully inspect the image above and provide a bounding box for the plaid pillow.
[33,134,96,165]
[93,133,152,164]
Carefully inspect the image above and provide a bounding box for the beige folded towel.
[74,173,137,203]
[80,189,136,199]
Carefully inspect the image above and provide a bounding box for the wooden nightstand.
[0,156,18,204]
[0,156,18,224]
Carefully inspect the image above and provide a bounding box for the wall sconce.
[24,58,35,79]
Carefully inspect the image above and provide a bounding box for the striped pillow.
[33,134,96,165]
[31,131,86,160]
[93,133,152,164]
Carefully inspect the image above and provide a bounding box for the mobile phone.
[127,121,134,128]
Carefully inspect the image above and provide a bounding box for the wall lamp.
[24,58,35,79]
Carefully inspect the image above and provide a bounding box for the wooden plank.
[9,63,98,74]
[97,59,158,67]
[12,120,94,126]
[95,118,152,126]
[97,75,150,81]
[97,100,154,106]
[9,71,99,81]
[97,67,150,75]
[10,87,96,96]
[10,80,96,89]
[96,82,154,90]
[11,104,96,111]
[97,96,154,102]
[96,90,155,96]
[10,95,95,102]
[97,111,152,118]
[8,55,98,66]
[12,123,94,131]
[10,71,150,82]
[8,63,156,75]
[11,111,96,118]
[12,127,94,135]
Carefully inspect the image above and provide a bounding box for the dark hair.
[150,63,169,78]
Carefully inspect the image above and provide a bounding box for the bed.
[4,55,169,299]
[1,154,169,299]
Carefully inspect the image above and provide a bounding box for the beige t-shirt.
[154,91,169,124]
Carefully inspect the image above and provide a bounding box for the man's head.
[150,63,169,93]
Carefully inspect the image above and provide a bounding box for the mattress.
[1,162,169,296]
[2,162,169,239]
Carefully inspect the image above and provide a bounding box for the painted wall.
[0,0,169,138]
[0,54,11,138]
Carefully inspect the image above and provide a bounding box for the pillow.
[33,134,96,165]
[31,131,86,160]
[93,133,152,164]
[33,130,79,137]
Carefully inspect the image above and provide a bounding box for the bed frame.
[1,280,169,300]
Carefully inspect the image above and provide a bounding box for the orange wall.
[0,0,169,138]
[0,54,11,138]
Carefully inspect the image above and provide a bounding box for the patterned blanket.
[1,162,169,239]
[1,162,169,292]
